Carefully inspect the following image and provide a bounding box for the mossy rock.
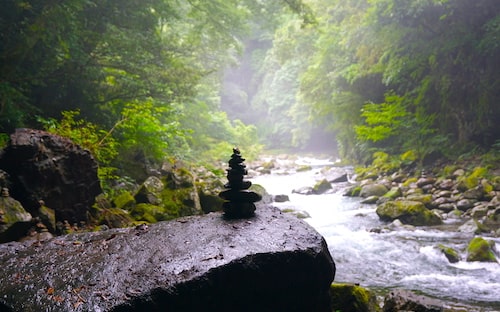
[160,188,199,218]
[383,187,402,200]
[466,237,497,262]
[376,200,442,226]
[360,184,388,198]
[113,191,136,210]
[344,185,362,197]
[405,194,433,206]
[198,191,224,213]
[296,165,312,172]
[130,203,169,223]
[402,177,418,187]
[312,179,332,194]
[0,196,33,243]
[97,208,134,228]
[463,167,488,189]
[249,183,272,204]
[330,283,380,312]
[436,244,460,263]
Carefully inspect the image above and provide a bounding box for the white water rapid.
[251,157,500,311]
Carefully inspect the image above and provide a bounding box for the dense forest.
[1,0,499,184]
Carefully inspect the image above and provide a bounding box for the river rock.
[329,173,348,183]
[0,129,102,223]
[463,185,485,200]
[313,179,332,194]
[466,237,497,262]
[330,283,378,312]
[273,194,290,202]
[360,184,388,198]
[416,177,436,188]
[134,176,164,205]
[376,200,442,226]
[456,199,474,211]
[383,187,402,200]
[383,288,447,312]
[361,195,379,204]
[293,186,314,195]
[438,179,455,190]
[436,244,460,263]
[0,206,335,312]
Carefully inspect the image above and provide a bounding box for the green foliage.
[39,110,118,165]
[356,93,407,142]
[463,167,488,189]
[0,133,9,149]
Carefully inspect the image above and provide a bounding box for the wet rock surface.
[0,205,335,312]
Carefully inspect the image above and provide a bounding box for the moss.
[405,194,432,205]
[466,237,497,262]
[130,203,169,223]
[481,180,494,193]
[463,166,488,189]
[402,177,418,187]
[97,208,134,228]
[383,187,402,200]
[113,191,136,210]
[441,165,458,178]
[330,283,380,312]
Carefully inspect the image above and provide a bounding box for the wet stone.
[0,206,335,312]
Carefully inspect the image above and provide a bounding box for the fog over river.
[251,157,500,311]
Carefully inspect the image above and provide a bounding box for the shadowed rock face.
[0,129,101,223]
[0,205,335,312]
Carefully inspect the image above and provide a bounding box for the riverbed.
[251,159,500,311]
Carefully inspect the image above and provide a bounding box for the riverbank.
[248,153,500,311]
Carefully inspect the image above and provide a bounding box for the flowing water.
[251,158,500,311]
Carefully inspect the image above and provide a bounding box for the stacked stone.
[219,148,262,219]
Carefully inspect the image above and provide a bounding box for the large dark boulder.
[0,129,101,223]
[0,205,335,312]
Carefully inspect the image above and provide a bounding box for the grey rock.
[457,199,475,211]
[273,194,290,202]
[384,288,450,312]
[360,184,388,198]
[0,205,335,312]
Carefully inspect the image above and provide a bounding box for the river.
[250,157,500,311]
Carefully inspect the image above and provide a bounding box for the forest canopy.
[1,0,499,178]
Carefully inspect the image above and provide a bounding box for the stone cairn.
[219,148,262,219]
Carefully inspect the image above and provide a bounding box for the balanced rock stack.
[219,148,262,218]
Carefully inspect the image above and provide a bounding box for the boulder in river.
[0,205,335,311]
[466,236,497,262]
[376,200,442,226]
[312,179,332,195]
